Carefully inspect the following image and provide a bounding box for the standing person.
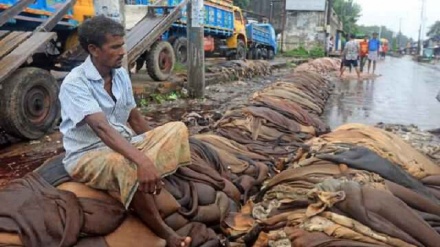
[340,34,348,73]
[382,42,388,59]
[58,16,192,247]
[327,35,334,54]
[359,35,369,72]
[367,32,381,74]
[340,34,361,79]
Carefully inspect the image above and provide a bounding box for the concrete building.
[248,0,343,52]
[282,0,343,51]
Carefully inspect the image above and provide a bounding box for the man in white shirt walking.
[340,34,361,79]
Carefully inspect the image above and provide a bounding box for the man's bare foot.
[167,235,191,247]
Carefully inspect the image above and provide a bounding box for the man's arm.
[85,112,161,194]
[128,108,152,134]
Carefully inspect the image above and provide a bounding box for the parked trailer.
[0,0,187,140]
[0,0,78,140]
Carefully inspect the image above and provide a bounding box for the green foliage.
[333,0,362,34]
[357,25,412,48]
[173,62,187,73]
[149,91,183,104]
[139,98,149,108]
[428,21,440,39]
[309,46,325,58]
[284,46,309,58]
[283,46,325,58]
[233,0,249,9]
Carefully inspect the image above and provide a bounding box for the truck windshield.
[234,11,243,23]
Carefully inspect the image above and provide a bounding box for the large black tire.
[173,37,188,64]
[247,48,254,60]
[235,39,247,60]
[254,48,262,60]
[147,41,176,81]
[267,49,275,60]
[0,67,60,139]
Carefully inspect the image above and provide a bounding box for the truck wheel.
[173,37,188,64]
[267,49,275,60]
[247,48,254,59]
[0,67,60,140]
[254,48,262,60]
[235,40,247,60]
[147,41,176,81]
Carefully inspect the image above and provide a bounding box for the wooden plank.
[127,0,189,65]
[0,31,32,60]
[0,0,34,27]
[36,0,76,32]
[0,32,56,83]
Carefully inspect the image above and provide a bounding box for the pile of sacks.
[0,58,343,247]
[227,123,440,247]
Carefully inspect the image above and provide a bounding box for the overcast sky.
[356,0,439,39]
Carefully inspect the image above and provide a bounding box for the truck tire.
[0,67,60,140]
[254,48,262,60]
[235,40,247,60]
[147,41,176,81]
[173,37,188,64]
[267,49,275,60]
[246,48,254,59]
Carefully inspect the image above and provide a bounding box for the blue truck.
[128,0,277,63]
[246,22,277,60]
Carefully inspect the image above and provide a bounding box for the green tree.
[357,25,411,48]
[427,21,440,39]
[233,0,249,9]
[333,0,362,35]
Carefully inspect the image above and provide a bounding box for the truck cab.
[225,6,247,59]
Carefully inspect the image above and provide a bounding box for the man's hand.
[137,157,162,195]
[85,112,162,194]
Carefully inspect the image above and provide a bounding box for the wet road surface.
[323,56,440,130]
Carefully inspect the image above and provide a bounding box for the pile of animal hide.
[206,60,272,82]
[294,58,341,74]
[226,123,440,247]
[2,58,390,247]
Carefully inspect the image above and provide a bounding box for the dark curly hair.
[78,15,125,53]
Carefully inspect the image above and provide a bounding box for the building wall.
[282,10,326,51]
[328,8,343,39]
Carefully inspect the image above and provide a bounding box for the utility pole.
[419,0,427,56]
[187,0,205,98]
[280,0,286,53]
[397,18,402,49]
[93,0,128,69]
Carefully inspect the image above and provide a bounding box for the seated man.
[59,15,191,247]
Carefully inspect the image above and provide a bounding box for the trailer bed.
[60,0,188,69]
[0,31,56,83]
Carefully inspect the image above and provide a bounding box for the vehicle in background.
[128,0,277,63]
[245,22,277,60]
[0,0,187,140]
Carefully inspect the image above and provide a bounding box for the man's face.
[89,34,125,69]
[373,34,378,39]
[364,36,368,41]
